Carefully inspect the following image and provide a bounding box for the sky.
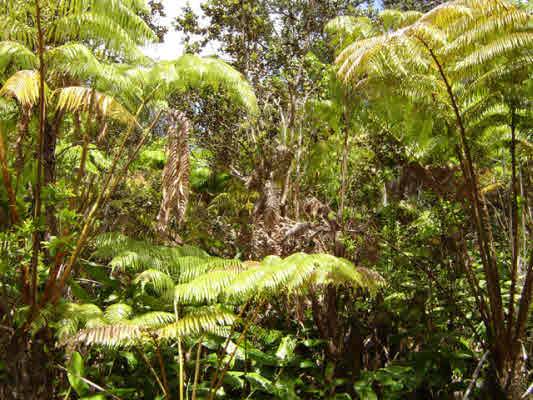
[143,1,208,60]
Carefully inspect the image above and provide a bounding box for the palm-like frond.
[56,303,104,341]
[336,0,531,135]
[0,41,37,75]
[453,32,533,73]
[48,13,145,60]
[0,15,36,48]
[325,16,373,51]
[55,86,136,126]
[157,309,237,339]
[70,308,235,347]
[104,303,133,323]
[129,311,175,328]
[174,253,385,305]
[55,0,155,43]
[134,269,175,298]
[0,70,44,107]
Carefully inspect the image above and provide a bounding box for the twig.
[56,364,123,400]
[462,351,488,400]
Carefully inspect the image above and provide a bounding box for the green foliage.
[1,1,531,399]
[67,351,90,396]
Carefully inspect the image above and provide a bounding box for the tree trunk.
[43,110,65,237]
[0,328,57,400]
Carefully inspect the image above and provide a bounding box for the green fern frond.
[445,8,530,53]
[129,312,175,329]
[157,309,237,339]
[56,303,104,341]
[85,317,108,329]
[134,269,175,298]
[167,55,258,115]
[0,16,36,48]
[46,43,101,79]
[470,56,532,88]
[104,303,133,323]
[454,32,533,73]
[175,253,384,305]
[418,2,473,29]
[171,244,210,258]
[56,0,154,41]
[175,270,239,304]
[92,232,150,258]
[223,265,268,301]
[325,16,373,51]
[48,13,143,60]
[160,255,205,278]
[89,0,156,43]
[0,41,37,75]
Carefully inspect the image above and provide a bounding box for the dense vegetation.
[0,0,531,399]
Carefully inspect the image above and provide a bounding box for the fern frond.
[325,16,373,51]
[48,13,143,60]
[75,324,143,347]
[56,303,104,341]
[0,16,36,48]
[73,309,234,346]
[104,303,133,323]
[92,232,151,258]
[174,270,239,304]
[0,70,43,107]
[129,311,175,329]
[175,253,384,305]
[157,309,236,339]
[454,32,533,73]
[56,86,136,126]
[445,8,530,53]
[168,55,258,115]
[134,269,175,298]
[85,317,108,329]
[0,41,37,75]
[89,0,156,43]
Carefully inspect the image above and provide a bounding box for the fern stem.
[174,300,184,400]
[75,87,96,187]
[210,301,264,400]
[154,337,170,398]
[208,301,250,395]
[191,336,203,400]
[506,105,519,345]
[416,33,505,352]
[136,347,167,397]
